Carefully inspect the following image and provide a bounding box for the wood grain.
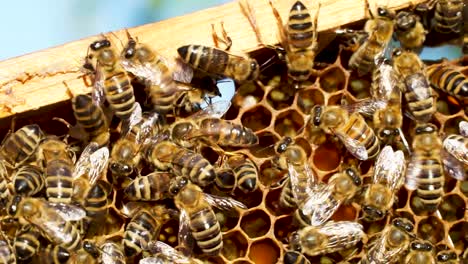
[0,0,425,119]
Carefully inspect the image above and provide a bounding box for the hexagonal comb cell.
[232,187,263,209]
[248,238,281,264]
[460,180,468,198]
[436,94,462,116]
[274,110,304,138]
[240,209,271,238]
[266,76,296,110]
[438,194,466,222]
[221,231,249,260]
[241,105,272,132]
[331,204,357,221]
[347,75,371,100]
[265,187,292,216]
[417,216,445,244]
[250,132,279,158]
[233,82,265,110]
[259,160,285,187]
[274,215,294,243]
[216,210,240,232]
[297,88,325,115]
[448,221,468,250]
[313,141,341,171]
[319,66,347,93]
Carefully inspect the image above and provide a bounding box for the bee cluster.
[1,0,468,263]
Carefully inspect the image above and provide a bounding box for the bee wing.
[87,146,109,185]
[101,242,125,264]
[121,57,164,86]
[178,209,195,256]
[335,131,369,161]
[171,57,194,84]
[443,136,468,165]
[47,202,87,221]
[92,63,106,106]
[204,193,247,212]
[189,100,232,119]
[405,156,423,191]
[372,62,398,101]
[343,99,387,116]
[73,142,100,180]
[317,221,364,252]
[135,112,163,144]
[373,145,406,190]
[404,73,432,100]
[441,149,467,181]
[300,184,339,226]
[459,121,468,137]
[146,241,192,264]
[288,162,317,204]
[139,257,165,264]
[121,102,143,137]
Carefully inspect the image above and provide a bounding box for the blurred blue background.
[0,0,231,61]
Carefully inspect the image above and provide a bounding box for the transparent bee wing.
[372,61,398,101]
[121,57,164,86]
[178,209,195,255]
[139,257,165,264]
[368,226,408,262]
[146,241,192,264]
[172,57,194,84]
[204,193,247,212]
[92,63,106,106]
[288,162,317,204]
[373,146,406,191]
[441,149,467,181]
[405,156,423,191]
[121,102,143,137]
[300,184,339,226]
[443,136,468,166]
[459,121,468,137]
[316,221,364,253]
[88,146,109,185]
[101,242,125,264]
[335,132,368,161]
[189,100,232,120]
[135,112,162,144]
[73,142,100,180]
[343,99,387,116]
[47,202,87,221]
[404,73,432,100]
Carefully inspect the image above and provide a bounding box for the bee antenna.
[109,31,124,50]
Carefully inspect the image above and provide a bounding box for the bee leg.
[211,22,232,51]
[239,0,263,45]
[364,0,374,19]
[269,0,288,48]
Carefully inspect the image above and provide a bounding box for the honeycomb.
[2,6,468,264]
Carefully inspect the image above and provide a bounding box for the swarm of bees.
[1,0,468,263]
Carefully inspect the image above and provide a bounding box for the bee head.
[362,205,384,221]
[288,232,302,252]
[109,162,133,177]
[437,251,458,262]
[169,177,189,196]
[392,217,414,233]
[411,240,433,252]
[276,137,293,154]
[344,167,362,186]
[123,39,137,59]
[311,105,323,127]
[377,7,395,19]
[8,195,22,216]
[396,11,416,31]
[90,39,111,51]
[284,251,302,264]
[83,241,100,258]
[392,48,403,58]
[415,123,437,135]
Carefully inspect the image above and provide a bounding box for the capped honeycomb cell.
[417,216,445,244]
[250,132,279,158]
[240,209,271,238]
[448,221,468,251]
[297,88,325,115]
[438,194,466,222]
[274,110,304,138]
[221,231,249,260]
[313,141,341,171]
[248,238,281,264]
[319,66,347,93]
[241,105,272,132]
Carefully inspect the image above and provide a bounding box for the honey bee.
[289,221,364,257]
[70,93,110,147]
[38,136,75,204]
[83,239,125,264]
[394,10,427,51]
[8,196,86,250]
[348,1,395,76]
[109,110,162,181]
[283,250,311,264]
[13,164,44,197]
[84,38,137,120]
[392,48,436,122]
[436,249,459,263]
[443,120,468,166]
[141,241,204,264]
[0,230,15,264]
[311,105,380,160]
[422,0,464,34]
[406,123,445,212]
[123,171,173,201]
[427,63,468,98]
[120,32,208,115]
[296,166,362,227]
[404,239,436,264]
[169,176,246,256]
[273,137,317,210]
[143,139,216,187]
[14,224,41,261]
[361,217,414,263]
[33,244,72,264]
[215,153,258,193]
[121,204,172,257]
[0,124,44,169]
[167,101,258,149]
[269,0,320,85]
[361,145,406,221]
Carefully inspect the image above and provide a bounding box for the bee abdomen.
[0,125,43,167]
[198,118,259,147]
[234,162,258,193]
[434,1,463,33]
[84,180,112,218]
[45,160,73,204]
[42,245,70,264]
[427,65,468,98]
[124,172,171,201]
[178,45,229,75]
[105,72,136,120]
[190,208,222,256]
[288,1,313,49]
[123,210,160,257]
[71,94,108,136]
[415,157,444,211]
[13,165,44,196]
[14,226,40,261]
[174,151,215,187]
